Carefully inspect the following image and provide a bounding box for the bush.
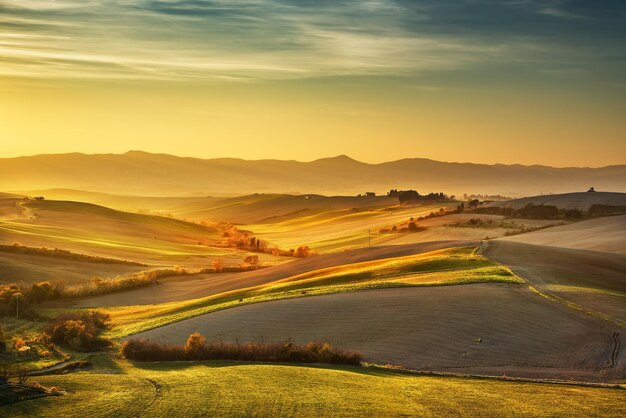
[43,311,111,351]
[58,320,92,351]
[121,334,361,366]
[243,255,259,268]
[294,246,312,258]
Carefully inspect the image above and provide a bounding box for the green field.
[4,358,625,417]
[47,246,520,338]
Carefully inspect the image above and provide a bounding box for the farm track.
[144,378,163,410]
[608,333,620,369]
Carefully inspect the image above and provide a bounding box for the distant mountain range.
[2,151,625,197]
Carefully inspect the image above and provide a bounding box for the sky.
[0,0,625,167]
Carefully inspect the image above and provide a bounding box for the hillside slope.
[0,198,262,267]
[488,192,626,211]
[500,215,626,254]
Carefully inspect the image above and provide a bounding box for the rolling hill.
[500,214,626,254]
[0,197,272,269]
[487,191,626,211]
[3,151,625,197]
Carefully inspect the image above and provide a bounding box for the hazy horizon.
[1,1,625,167]
[1,149,624,169]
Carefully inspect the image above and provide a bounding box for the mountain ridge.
[1,151,624,197]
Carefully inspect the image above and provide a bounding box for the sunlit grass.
[3,358,625,417]
[247,203,454,252]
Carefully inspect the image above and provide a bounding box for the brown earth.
[128,284,625,382]
[484,240,626,326]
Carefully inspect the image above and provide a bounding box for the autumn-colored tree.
[294,246,311,258]
[244,255,259,267]
[184,332,207,358]
[212,257,224,272]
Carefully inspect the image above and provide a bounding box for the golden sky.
[1,1,625,166]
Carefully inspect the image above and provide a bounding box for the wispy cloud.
[0,0,623,82]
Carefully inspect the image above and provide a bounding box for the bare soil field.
[501,215,626,254]
[55,240,477,307]
[129,284,624,382]
[484,240,626,325]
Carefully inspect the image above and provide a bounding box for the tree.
[56,319,92,351]
[398,190,420,204]
[184,332,206,358]
[212,258,224,272]
[244,255,259,267]
[518,204,558,219]
[294,246,311,258]
[468,199,480,208]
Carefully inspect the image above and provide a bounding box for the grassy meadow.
[4,358,625,417]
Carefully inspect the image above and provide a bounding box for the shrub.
[294,246,311,258]
[43,311,111,351]
[28,281,61,304]
[120,339,183,362]
[58,320,92,351]
[0,284,34,318]
[243,255,259,267]
[121,334,361,366]
[13,337,27,350]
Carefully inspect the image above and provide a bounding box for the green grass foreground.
[49,246,521,338]
[4,358,625,417]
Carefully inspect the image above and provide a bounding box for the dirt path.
[608,333,620,369]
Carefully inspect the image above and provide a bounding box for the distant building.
[587,187,595,192]
[365,192,376,197]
